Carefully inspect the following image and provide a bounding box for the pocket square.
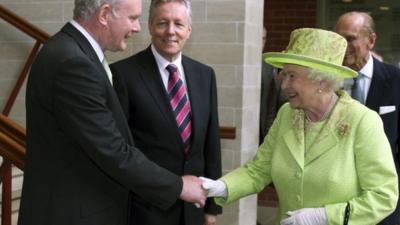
[379,106,396,115]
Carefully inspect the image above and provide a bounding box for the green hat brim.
[263,52,357,79]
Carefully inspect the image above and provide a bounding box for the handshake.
[179,175,227,208]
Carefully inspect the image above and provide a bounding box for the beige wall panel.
[190,23,237,43]
[206,1,245,22]
[4,3,63,22]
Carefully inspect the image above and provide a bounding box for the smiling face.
[335,13,376,71]
[280,64,321,110]
[148,1,192,62]
[104,0,142,52]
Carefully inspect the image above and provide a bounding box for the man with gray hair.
[111,0,222,225]
[18,0,207,225]
[335,11,400,225]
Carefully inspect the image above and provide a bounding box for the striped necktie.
[166,64,192,154]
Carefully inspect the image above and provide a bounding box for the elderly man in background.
[335,11,400,225]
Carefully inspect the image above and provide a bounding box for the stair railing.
[0,4,49,225]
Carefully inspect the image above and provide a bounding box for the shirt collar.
[151,44,182,70]
[359,53,373,79]
[69,20,104,63]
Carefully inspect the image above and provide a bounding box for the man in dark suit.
[18,0,207,225]
[335,11,400,225]
[110,1,222,225]
[259,27,285,144]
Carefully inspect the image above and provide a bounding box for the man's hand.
[180,175,207,207]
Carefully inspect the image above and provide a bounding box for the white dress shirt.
[151,45,190,99]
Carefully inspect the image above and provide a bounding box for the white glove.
[199,177,228,198]
[280,208,327,225]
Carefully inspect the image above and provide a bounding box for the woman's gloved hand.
[199,177,228,198]
[280,207,327,225]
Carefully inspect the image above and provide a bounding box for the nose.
[281,75,289,90]
[166,23,175,34]
[132,20,141,33]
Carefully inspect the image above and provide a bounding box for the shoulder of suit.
[40,32,91,66]
[182,54,212,70]
[374,59,400,78]
[111,49,148,69]
[336,93,382,128]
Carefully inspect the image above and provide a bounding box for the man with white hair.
[335,11,400,225]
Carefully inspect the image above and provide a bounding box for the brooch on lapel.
[337,122,350,137]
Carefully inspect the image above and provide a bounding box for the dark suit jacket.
[111,47,222,225]
[18,23,182,225]
[366,58,400,225]
[259,62,285,144]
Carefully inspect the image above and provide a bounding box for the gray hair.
[306,68,343,91]
[73,0,122,21]
[148,0,192,25]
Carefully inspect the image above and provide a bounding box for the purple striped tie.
[166,64,192,154]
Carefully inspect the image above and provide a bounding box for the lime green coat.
[217,91,398,225]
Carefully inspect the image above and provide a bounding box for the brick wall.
[263,0,317,53]
[258,0,317,208]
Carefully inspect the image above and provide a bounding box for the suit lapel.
[62,23,112,87]
[137,48,184,147]
[61,23,101,68]
[283,128,304,170]
[182,57,199,146]
[305,130,338,165]
[304,94,347,165]
[61,23,133,144]
[366,59,387,112]
[283,92,350,168]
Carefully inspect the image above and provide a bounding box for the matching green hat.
[263,28,357,79]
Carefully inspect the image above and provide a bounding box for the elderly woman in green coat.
[201,28,398,225]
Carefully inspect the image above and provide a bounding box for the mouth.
[125,33,132,39]
[163,39,178,45]
[285,92,297,100]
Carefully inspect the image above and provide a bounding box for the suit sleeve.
[111,64,130,119]
[203,68,223,214]
[53,56,182,210]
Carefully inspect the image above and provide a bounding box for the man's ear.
[186,24,192,39]
[97,4,112,26]
[368,32,377,50]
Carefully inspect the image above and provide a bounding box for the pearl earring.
[318,89,322,93]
